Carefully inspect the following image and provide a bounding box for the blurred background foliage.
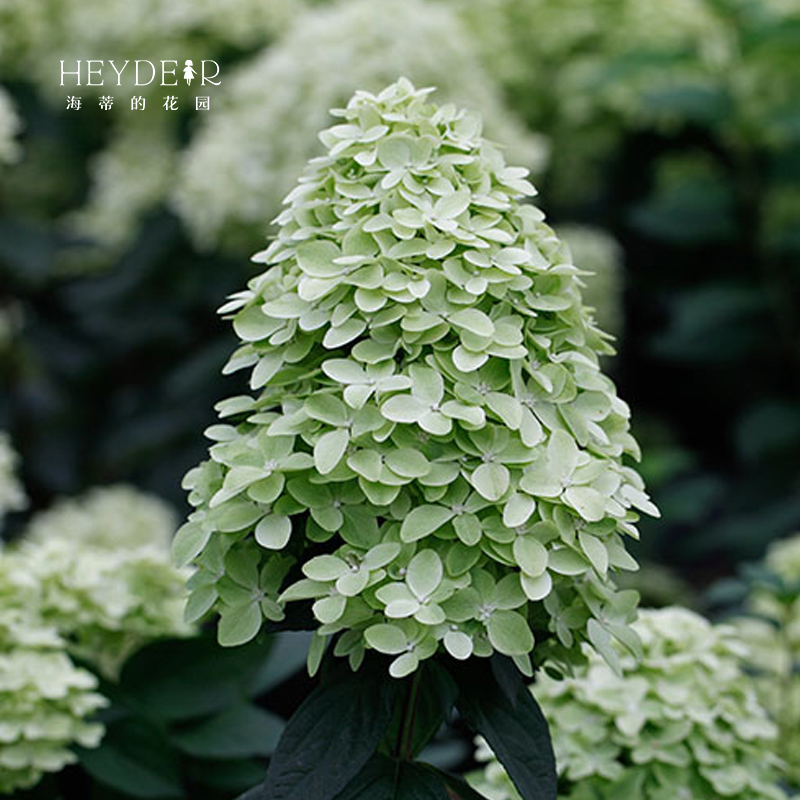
[2,0,798,572]
[0,0,799,796]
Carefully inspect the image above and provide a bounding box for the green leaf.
[587,619,621,675]
[255,515,292,549]
[434,189,471,220]
[118,634,275,722]
[219,603,262,647]
[172,521,212,567]
[407,550,443,600]
[78,718,185,799]
[385,448,431,478]
[303,554,349,581]
[254,657,399,800]
[296,240,342,278]
[512,537,548,577]
[564,486,607,522]
[314,429,350,474]
[172,703,284,759]
[503,493,536,528]
[486,610,534,655]
[365,623,408,654]
[454,656,556,800]
[449,309,495,338]
[322,358,367,384]
[578,531,609,576]
[400,505,454,542]
[471,463,510,501]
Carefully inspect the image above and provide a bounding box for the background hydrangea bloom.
[0,0,302,254]
[735,533,800,787]
[0,87,21,166]
[0,558,106,794]
[556,226,623,340]
[176,78,657,679]
[11,485,192,677]
[451,0,800,204]
[23,483,177,551]
[172,0,548,251]
[472,607,788,800]
[0,432,27,530]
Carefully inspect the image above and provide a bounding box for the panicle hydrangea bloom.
[23,483,177,551]
[176,79,657,678]
[0,557,106,794]
[0,0,302,90]
[13,485,192,677]
[173,0,548,251]
[555,226,623,340]
[471,607,789,800]
[735,533,800,787]
[0,432,27,531]
[0,87,21,165]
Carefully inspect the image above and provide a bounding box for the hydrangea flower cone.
[471,607,789,800]
[177,78,658,677]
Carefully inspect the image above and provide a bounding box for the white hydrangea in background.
[471,608,789,800]
[0,87,21,165]
[0,432,27,531]
[556,225,624,341]
[172,0,548,251]
[0,0,303,253]
[0,0,303,92]
[736,534,800,788]
[66,119,178,250]
[0,558,106,795]
[12,485,192,678]
[24,483,176,551]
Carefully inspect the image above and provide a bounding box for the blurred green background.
[3,0,798,576]
[0,0,799,795]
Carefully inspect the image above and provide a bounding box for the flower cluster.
[173,0,547,250]
[472,608,788,800]
[556,225,623,340]
[0,557,106,794]
[0,431,27,530]
[735,533,800,787]
[0,0,300,89]
[177,79,656,678]
[0,0,300,253]
[13,485,192,677]
[0,87,21,165]
[24,483,177,551]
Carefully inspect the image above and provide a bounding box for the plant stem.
[394,669,423,762]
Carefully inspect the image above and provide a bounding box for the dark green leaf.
[248,631,313,695]
[118,633,274,722]
[453,656,556,800]
[77,718,185,799]
[253,656,399,800]
[331,756,452,800]
[171,703,284,759]
[382,662,457,760]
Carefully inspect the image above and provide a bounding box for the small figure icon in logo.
[196,96,210,111]
[183,60,197,85]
